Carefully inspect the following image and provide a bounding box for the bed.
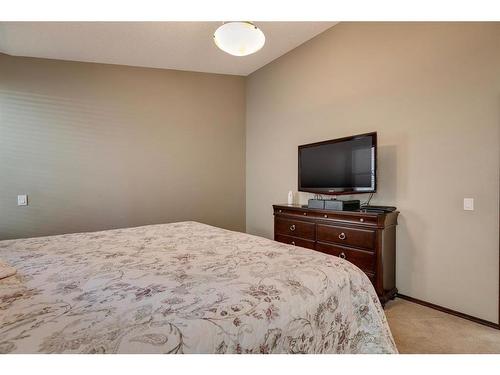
[0,221,397,354]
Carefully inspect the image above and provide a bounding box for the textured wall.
[0,53,246,239]
[246,23,500,322]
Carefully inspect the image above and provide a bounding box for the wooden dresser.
[273,204,399,305]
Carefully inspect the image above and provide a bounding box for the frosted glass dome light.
[213,22,265,57]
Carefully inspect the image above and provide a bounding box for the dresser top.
[273,203,399,227]
[273,203,394,215]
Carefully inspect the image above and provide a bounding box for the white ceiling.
[0,22,336,76]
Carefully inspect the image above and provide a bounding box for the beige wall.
[0,53,246,239]
[1,22,499,323]
[246,23,500,323]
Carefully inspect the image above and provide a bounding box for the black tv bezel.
[298,132,377,196]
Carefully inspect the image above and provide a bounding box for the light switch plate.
[17,194,28,206]
[463,198,474,211]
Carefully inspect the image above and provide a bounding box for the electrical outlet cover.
[17,194,28,206]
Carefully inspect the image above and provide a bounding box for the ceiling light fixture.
[213,22,265,57]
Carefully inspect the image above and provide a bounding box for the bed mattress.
[0,221,397,354]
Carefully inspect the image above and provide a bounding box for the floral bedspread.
[0,221,397,354]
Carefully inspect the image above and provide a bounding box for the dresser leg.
[379,287,398,308]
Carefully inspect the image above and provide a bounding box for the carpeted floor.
[385,298,500,354]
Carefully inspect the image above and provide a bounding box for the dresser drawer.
[316,242,376,272]
[273,207,379,226]
[275,234,315,249]
[275,217,315,240]
[274,207,310,218]
[316,224,375,250]
[311,211,379,225]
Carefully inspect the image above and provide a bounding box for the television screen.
[298,132,376,195]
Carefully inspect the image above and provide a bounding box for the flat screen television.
[298,132,376,195]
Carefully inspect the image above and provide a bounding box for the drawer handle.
[359,218,364,222]
[303,212,307,216]
[291,241,295,246]
[289,224,296,232]
[339,252,346,259]
[338,232,346,240]
[324,214,328,218]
